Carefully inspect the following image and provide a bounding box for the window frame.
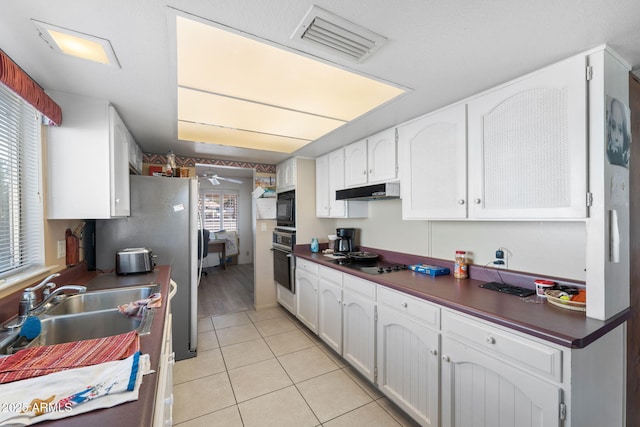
[198,189,239,233]
[0,82,46,289]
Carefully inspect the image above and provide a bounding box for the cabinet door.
[399,104,467,219]
[327,149,347,217]
[441,336,561,427]
[277,157,296,192]
[343,289,376,382]
[467,54,587,219]
[296,269,318,334]
[344,139,368,187]
[318,278,343,354]
[367,128,397,183]
[110,107,131,217]
[378,306,440,427]
[315,153,330,217]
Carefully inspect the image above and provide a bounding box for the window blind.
[0,83,44,279]
[199,191,238,232]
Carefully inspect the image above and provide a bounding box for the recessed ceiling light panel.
[176,14,405,154]
[32,19,120,67]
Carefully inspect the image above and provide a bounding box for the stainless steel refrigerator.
[95,175,198,361]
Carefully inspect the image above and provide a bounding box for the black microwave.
[276,190,295,227]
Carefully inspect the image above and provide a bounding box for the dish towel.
[0,352,151,426]
[0,331,139,384]
[117,293,162,318]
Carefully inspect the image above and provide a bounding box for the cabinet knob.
[369,169,373,174]
[486,336,496,344]
[441,355,450,363]
[474,198,481,204]
[430,349,438,356]
[458,199,465,205]
[363,170,367,175]
[115,198,120,204]
[401,302,408,308]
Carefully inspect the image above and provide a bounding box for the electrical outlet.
[57,240,66,259]
[492,247,508,269]
[260,223,266,232]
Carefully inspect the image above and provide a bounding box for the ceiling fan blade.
[216,176,243,184]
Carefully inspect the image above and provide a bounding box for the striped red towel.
[0,330,139,384]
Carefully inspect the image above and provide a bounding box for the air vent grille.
[293,6,386,63]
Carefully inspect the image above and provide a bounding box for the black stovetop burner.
[329,257,408,275]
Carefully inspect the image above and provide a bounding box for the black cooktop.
[328,257,408,275]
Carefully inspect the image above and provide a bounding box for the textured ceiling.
[1,0,639,165]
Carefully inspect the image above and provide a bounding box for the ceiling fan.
[200,173,243,185]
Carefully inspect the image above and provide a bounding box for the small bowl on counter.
[544,289,586,312]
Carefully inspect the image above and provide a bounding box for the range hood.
[336,182,400,201]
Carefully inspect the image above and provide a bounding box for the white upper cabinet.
[128,133,143,175]
[47,92,130,219]
[316,153,331,217]
[316,149,368,218]
[467,54,588,219]
[276,157,296,192]
[344,138,368,187]
[344,128,397,188]
[367,128,398,183]
[399,104,467,219]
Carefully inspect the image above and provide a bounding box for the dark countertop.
[20,265,171,427]
[295,248,630,349]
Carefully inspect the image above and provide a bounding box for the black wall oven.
[272,229,296,293]
[276,190,295,227]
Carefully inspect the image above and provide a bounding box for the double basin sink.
[0,284,160,354]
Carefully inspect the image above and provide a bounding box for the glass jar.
[310,237,319,253]
[454,250,468,279]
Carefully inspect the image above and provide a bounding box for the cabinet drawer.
[296,258,318,276]
[378,286,440,329]
[442,310,562,382]
[343,274,376,299]
[319,265,342,285]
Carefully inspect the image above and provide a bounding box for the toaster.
[116,247,156,275]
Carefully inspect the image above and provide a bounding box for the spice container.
[534,279,555,297]
[454,250,468,279]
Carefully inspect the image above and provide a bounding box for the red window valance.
[0,50,62,125]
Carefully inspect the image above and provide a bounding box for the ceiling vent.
[292,6,387,63]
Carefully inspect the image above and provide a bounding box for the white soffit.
[176,15,405,153]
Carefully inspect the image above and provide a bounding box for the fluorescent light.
[208,176,220,186]
[176,15,406,153]
[32,20,120,67]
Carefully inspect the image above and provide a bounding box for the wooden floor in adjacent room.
[197,263,255,318]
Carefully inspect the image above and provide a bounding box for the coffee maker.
[336,228,356,253]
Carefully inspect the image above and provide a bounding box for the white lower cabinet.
[441,335,561,427]
[377,304,440,426]
[296,268,319,334]
[154,281,176,427]
[342,275,376,383]
[300,260,623,427]
[318,267,343,354]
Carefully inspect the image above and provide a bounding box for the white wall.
[200,178,253,266]
[337,199,587,281]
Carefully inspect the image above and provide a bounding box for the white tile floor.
[173,306,420,426]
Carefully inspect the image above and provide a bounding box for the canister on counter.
[310,237,319,253]
[454,250,468,279]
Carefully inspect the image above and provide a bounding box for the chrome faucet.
[27,285,87,315]
[18,273,59,318]
[18,274,86,318]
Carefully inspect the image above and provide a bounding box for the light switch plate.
[57,240,66,259]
